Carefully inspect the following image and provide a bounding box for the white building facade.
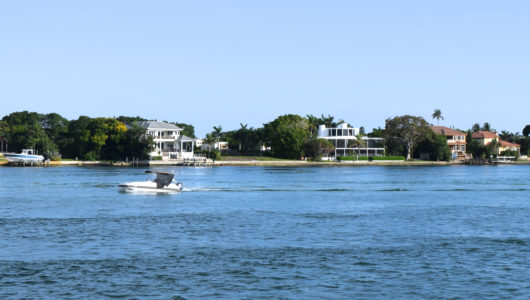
[136,121,196,160]
[317,123,385,158]
[199,141,229,151]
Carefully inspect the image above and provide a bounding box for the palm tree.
[236,123,248,151]
[499,130,511,140]
[203,133,215,157]
[348,134,366,159]
[319,114,334,127]
[471,123,481,132]
[482,122,492,132]
[212,125,223,150]
[432,109,443,126]
[306,114,319,136]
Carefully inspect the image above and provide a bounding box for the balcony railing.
[154,135,178,140]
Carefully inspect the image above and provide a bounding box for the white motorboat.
[119,171,183,193]
[3,149,45,164]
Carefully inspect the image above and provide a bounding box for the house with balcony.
[430,126,467,160]
[472,131,520,155]
[135,121,196,160]
[317,123,385,158]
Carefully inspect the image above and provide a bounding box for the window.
[331,129,336,136]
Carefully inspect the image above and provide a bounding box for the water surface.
[1,165,529,298]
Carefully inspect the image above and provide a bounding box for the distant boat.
[3,149,45,164]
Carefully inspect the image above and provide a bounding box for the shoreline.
[1,159,529,167]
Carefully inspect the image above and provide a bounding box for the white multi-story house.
[317,123,385,158]
[136,121,196,160]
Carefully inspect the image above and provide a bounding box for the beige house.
[430,126,466,160]
[472,131,520,155]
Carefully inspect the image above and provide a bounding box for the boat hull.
[118,181,183,193]
[3,153,45,163]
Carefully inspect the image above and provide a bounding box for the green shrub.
[211,150,221,161]
[372,156,405,161]
[83,151,98,161]
[50,156,62,161]
[500,150,519,157]
[338,156,404,161]
[151,156,163,161]
[338,156,354,161]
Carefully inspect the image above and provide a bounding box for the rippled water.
[1,165,529,299]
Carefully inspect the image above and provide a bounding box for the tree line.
[206,113,529,161]
[2,110,528,161]
[0,111,195,161]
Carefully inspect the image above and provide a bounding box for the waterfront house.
[199,141,229,151]
[135,121,196,160]
[472,131,520,155]
[430,126,467,160]
[317,123,384,158]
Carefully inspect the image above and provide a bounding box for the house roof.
[134,121,182,130]
[498,140,520,148]
[176,135,196,142]
[430,126,465,136]
[472,131,498,139]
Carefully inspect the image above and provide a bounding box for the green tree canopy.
[523,125,530,137]
[172,122,196,138]
[304,138,335,160]
[1,111,59,156]
[264,114,310,159]
[414,130,451,161]
[384,115,430,160]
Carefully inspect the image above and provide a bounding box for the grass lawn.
[220,156,293,161]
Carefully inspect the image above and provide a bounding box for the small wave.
[296,212,364,220]
[433,188,529,192]
[378,188,409,192]
[353,261,376,266]
[183,187,354,193]
[94,184,116,188]
[314,188,353,192]
[492,238,527,246]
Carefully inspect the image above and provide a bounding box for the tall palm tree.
[471,123,481,132]
[482,122,492,132]
[499,130,511,140]
[237,123,248,151]
[306,114,319,136]
[212,125,223,150]
[319,114,334,127]
[432,109,443,126]
[203,133,215,157]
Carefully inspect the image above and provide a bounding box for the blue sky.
[1,1,529,137]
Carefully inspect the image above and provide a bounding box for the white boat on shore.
[119,170,183,193]
[3,149,45,164]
